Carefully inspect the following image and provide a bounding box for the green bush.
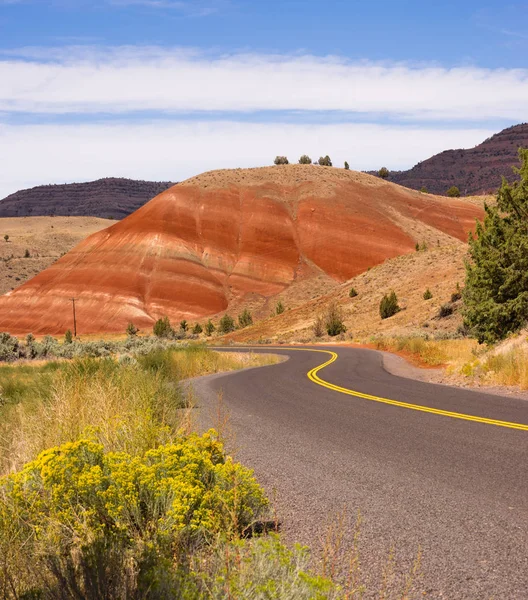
[463,150,528,343]
[423,288,433,300]
[64,329,73,344]
[219,314,236,334]
[126,322,138,336]
[238,309,253,328]
[24,248,30,258]
[378,167,389,179]
[274,156,289,165]
[420,186,428,193]
[153,316,173,338]
[379,291,400,319]
[318,155,332,167]
[275,300,285,315]
[180,320,188,332]
[344,161,350,170]
[438,303,453,318]
[447,185,460,197]
[349,287,358,298]
[205,319,215,336]
[192,323,203,335]
[298,154,311,164]
[324,302,347,337]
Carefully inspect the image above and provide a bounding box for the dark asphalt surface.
[193,346,528,599]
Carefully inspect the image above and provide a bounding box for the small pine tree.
[180,320,188,332]
[423,288,433,300]
[420,186,428,193]
[463,150,528,342]
[3,235,8,243]
[318,155,332,167]
[153,316,173,338]
[447,186,460,197]
[276,300,285,315]
[24,249,30,258]
[219,314,236,334]
[238,309,253,328]
[274,156,289,165]
[64,329,73,344]
[325,302,347,337]
[349,287,358,298]
[379,291,400,319]
[299,155,312,164]
[344,161,350,170]
[126,322,138,336]
[205,319,215,336]
[192,323,203,335]
[378,167,390,179]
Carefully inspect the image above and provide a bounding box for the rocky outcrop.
[0,178,175,219]
[0,165,484,335]
[384,123,528,195]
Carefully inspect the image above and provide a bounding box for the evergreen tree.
[205,319,215,336]
[344,161,350,170]
[219,314,236,334]
[379,291,400,319]
[464,149,528,343]
[299,155,312,164]
[275,300,285,315]
[238,309,253,328]
[447,186,461,197]
[378,167,389,179]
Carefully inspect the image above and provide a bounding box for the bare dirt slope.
[0,165,483,336]
[0,217,117,296]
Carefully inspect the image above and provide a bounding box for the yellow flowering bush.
[0,431,267,598]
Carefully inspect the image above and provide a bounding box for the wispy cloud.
[107,0,224,16]
[0,46,528,121]
[0,120,494,198]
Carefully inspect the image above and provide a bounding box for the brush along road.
[194,346,528,598]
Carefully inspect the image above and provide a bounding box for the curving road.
[193,346,528,598]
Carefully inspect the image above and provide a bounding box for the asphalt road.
[193,346,528,599]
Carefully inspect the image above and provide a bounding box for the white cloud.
[0,120,494,198]
[0,46,528,120]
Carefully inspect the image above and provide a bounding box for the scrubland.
[0,344,421,599]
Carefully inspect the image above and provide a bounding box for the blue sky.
[0,0,527,196]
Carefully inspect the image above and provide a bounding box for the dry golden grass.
[0,216,116,294]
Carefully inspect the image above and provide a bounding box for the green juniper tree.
[464,149,528,343]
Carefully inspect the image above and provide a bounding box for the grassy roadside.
[367,334,528,391]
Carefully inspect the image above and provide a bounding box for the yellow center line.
[239,346,528,431]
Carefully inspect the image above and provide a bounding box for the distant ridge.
[382,124,528,195]
[0,178,176,219]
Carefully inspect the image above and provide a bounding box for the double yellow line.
[253,347,528,431]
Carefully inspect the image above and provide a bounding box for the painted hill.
[0,165,484,336]
[385,123,528,195]
[0,178,175,220]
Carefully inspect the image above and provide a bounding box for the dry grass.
[0,216,116,294]
[0,347,281,474]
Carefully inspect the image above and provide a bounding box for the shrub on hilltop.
[318,155,332,167]
[378,167,390,179]
[298,154,311,164]
[274,156,289,165]
[447,185,461,197]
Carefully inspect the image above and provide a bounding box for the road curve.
[193,346,528,599]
